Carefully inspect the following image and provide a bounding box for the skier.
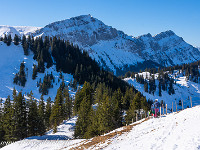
[153,99,160,118]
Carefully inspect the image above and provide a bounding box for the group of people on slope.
[150,99,161,118]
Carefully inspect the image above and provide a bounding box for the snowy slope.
[27,116,77,140]
[3,106,200,150]
[32,15,200,74]
[1,117,81,150]
[0,42,75,101]
[0,25,41,38]
[102,106,200,150]
[124,71,200,110]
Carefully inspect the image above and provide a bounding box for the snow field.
[97,106,200,150]
[1,139,84,150]
[0,42,75,101]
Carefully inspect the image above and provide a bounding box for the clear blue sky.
[1,0,200,47]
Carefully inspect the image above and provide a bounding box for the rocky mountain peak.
[153,30,176,40]
[35,15,118,46]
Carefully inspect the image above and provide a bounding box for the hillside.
[124,70,200,110]
[0,41,75,101]
[102,106,200,150]
[2,106,200,150]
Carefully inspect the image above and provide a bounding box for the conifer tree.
[111,90,122,128]
[74,82,93,114]
[13,92,27,140]
[3,34,7,44]
[13,61,27,87]
[144,81,148,93]
[7,34,12,46]
[2,96,14,141]
[63,86,72,119]
[83,108,97,138]
[38,95,46,135]
[22,35,29,55]
[96,95,115,135]
[125,92,142,124]
[37,52,45,73]
[32,64,38,80]
[159,81,162,96]
[0,98,5,142]
[27,92,40,136]
[45,97,52,130]
[74,96,92,138]
[14,34,20,45]
[122,87,134,110]
[50,87,64,133]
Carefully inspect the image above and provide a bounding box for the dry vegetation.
[69,118,149,150]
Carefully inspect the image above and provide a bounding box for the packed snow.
[101,106,200,150]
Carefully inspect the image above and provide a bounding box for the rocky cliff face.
[34,15,118,46]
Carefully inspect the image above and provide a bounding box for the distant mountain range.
[1,15,200,75]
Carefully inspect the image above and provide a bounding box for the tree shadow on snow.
[26,135,71,140]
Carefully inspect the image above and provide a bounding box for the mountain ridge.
[0,15,200,75]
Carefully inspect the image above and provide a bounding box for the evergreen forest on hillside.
[0,35,152,142]
[122,60,200,97]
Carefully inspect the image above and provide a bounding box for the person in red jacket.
[154,99,160,118]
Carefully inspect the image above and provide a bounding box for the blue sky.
[1,0,200,47]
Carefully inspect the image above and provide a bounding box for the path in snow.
[103,106,200,150]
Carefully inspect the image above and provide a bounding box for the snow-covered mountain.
[32,15,200,75]
[0,25,41,38]
[1,15,199,75]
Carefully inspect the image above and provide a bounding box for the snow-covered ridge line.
[1,15,200,74]
[0,25,41,38]
[32,15,200,74]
